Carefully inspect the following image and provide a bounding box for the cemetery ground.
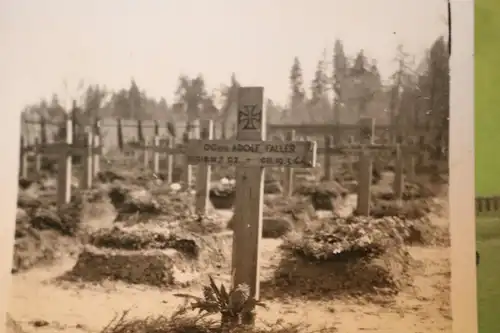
[8,154,451,333]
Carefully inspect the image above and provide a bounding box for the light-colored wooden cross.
[132,134,192,185]
[125,121,197,187]
[36,116,101,207]
[19,137,44,178]
[318,119,419,214]
[185,87,317,324]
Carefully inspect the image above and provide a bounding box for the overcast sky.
[0,0,447,113]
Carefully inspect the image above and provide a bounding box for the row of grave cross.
[19,87,419,325]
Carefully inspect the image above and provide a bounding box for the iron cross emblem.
[238,105,261,130]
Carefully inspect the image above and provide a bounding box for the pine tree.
[310,58,328,104]
[333,39,347,125]
[289,57,305,109]
[427,36,449,161]
[128,79,144,119]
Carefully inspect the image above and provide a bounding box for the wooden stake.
[324,135,333,180]
[19,136,28,178]
[393,144,404,201]
[34,138,42,173]
[152,136,160,174]
[182,132,192,187]
[166,137,174,183]
[283,130,295,197]
[81,132,93,190]
[92,135,100,177]
[57,115,72,208]
[143,137,149,169]
[195,120,213,215]
[184,87,316,327]
[356,117,374,216]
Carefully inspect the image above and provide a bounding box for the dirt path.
[8,239,451,333]
[8,184,451,332]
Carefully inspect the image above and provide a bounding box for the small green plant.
[175,275,267,331]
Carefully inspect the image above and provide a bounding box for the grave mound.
[264,179,282,194]
[13,187,110,273]
[69,226,232,286]
[227,215,294,239]
[208,177,283,209]
[68,246,196,287]
[95,170,127,183]
[227,196,315,238]
[13,206,79,273]
[209,182,235,209]
[369,199,431,220]
[294,181,348,210]
[336,163,381,185]
[109,184,211,225]
[372,181,437,201]
[261,216,413,300]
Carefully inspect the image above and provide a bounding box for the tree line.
[21,36,449,161]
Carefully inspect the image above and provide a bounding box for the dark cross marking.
[238,105,261,130]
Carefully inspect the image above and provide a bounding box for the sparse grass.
[476,216,500,333]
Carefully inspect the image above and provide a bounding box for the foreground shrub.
[175,276,267,330]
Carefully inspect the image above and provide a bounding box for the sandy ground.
[8,172,451,332]
[7,210,451,333]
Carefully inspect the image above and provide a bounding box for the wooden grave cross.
[36,116,102,207]
[185,87,317,324]
[127,120,197,187]
[315,118,419,215]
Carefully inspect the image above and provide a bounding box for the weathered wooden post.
[185,87,317,325]
[194,120,213,214]
[356,117,374,216]
[80,132,93,190]
[283,130,295,197]
[57,115,72,207]
[324,135,333,181]
[393,144,404,201]
[166,137,174,183]
[143,137,150,169]
[19,136,28,178]
[92,119,101,176]
[182,131,192,187]
[117,118,124,151]
[34,138,42,173]
[152,136,160,174]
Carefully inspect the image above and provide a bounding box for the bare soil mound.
[227,196,316,238]
[68,246,197,287]
[294,181,348,210]
[13,188,86,273]
[369,199,431,220]
[64,225,232,287]
[372,181,437,201]
[13,184,112,273]
[261,216,413,301]
[108,184,223,231]
[209,182,235,209]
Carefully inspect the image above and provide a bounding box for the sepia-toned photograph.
[4,1,454,332]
